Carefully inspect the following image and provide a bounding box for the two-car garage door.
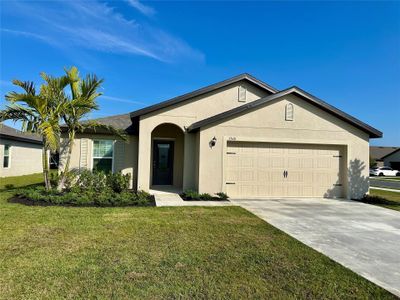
[225,141,344,198]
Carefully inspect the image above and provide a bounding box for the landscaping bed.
[11,171,154,207]
[180,190,229,201]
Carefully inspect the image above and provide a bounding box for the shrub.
[182,189,200,200]
[359,194,392,205]
[4,184,14,189]
[13,171,153,207]
[200,193,213,200]
[106,172,130,193]
[215,192,229,200]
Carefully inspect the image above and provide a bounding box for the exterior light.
[209,136,217,148]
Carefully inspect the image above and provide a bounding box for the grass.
[369,189,400,211]
[0,172,45,190]
[0,174,395,299]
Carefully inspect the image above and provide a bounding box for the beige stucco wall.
[59,134,137,189]
[197,94,370,199]
[137,81,268,191]
[0,139,43,177]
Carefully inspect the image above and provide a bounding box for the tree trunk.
[42,144,51,191]
[57,130,75,191]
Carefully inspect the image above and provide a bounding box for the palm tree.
[1,74,69,190]
[57,67,126,191]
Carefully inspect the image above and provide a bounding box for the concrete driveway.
[232,198,400,297]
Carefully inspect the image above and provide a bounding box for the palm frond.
[0,104,36,122]
[81,74,104,101]
[39,120,60,151]
[11,79,36,95]
[5,92,40,108]
[65,66,81,100]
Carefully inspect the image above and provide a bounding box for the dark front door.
[152,140,174,185]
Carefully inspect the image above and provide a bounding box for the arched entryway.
[150,123,184,189]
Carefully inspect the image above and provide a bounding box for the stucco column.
[183,132,196,190]
[137,123,152,192]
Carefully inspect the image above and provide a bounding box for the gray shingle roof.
[0,123,43,144]
[370,146,399,160]
[60,113,135,134]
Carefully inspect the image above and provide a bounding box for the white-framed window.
[92,140,114,173]
[238,86,247,102]
[3,144,11,168]
[285,103,294,121]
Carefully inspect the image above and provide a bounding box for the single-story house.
[0,123,43,177]
[60,73,382,199]
[370,146,400,169]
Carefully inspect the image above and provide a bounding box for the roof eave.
[0,133,43,145]
[187,87,383,139]
[129,73,277,120]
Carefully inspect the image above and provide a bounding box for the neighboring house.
[0,124,43,177]
[60,73,382,199]
[370,146,400,170]
[370,146,400,168]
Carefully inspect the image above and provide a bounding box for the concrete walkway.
[231,198,400,297]
[152,189,232,207]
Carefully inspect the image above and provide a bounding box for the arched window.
[285,103,294,121]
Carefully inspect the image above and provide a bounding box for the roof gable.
[382,148,400,159]
[187,86,382,138]
[370,146,399,160]
[129,73,277,119]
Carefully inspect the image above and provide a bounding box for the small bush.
[4,184,14,189]
[359,194,392,205]
[182,189,200,200]
[215,192,229,200]
[200,193,213,200]
[107,173,131,193]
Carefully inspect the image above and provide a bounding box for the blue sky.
[1,0,399,146]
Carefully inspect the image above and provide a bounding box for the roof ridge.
[187,86,382,138]
[129,73,278,119]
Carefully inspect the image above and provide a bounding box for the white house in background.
[0,124,43,177]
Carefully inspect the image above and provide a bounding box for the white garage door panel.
[225,142,343,198]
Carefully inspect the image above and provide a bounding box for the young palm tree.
[57,67,126,191]
[1,74,69,190]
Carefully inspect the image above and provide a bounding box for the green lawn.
[0,174,395,299]
[0,172,46,190]
[369,188,400,211]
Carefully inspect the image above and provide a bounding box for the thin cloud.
[1,1,204,63]
[126,0,156,17]
[100,95,145,105]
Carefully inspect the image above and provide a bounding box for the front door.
[152,140,174,185]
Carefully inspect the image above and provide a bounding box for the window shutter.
[238,86,247,102]
[80,138,89,170]
[113,140,125,172]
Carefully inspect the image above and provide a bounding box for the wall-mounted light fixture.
[209,136,217,148]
